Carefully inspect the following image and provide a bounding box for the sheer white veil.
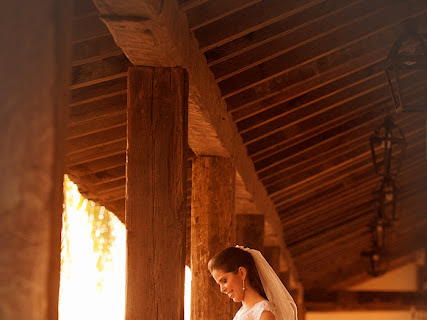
[236,245,298,320]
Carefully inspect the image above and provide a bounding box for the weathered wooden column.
[294,286,305,320]
[264,246,281,273]
[236,214,265,251]
[0,1,71,319]
[234,214,264,314]
[126,66,188,319]
[286,274,305,320]
[191,156,235,320]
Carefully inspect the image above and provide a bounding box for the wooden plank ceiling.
[66,0,427,291]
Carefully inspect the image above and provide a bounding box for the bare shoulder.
[260,310,276,320]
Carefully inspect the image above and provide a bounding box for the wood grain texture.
[190,156,235,320]
[63,0,427,294]
[93,0,298,282]
[264,246,281,274]
[126,66,188,320]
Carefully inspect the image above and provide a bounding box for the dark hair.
[208,247,267,300]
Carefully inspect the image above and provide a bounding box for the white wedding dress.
[233,300,277,320]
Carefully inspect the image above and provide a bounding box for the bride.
[208,246,297,320]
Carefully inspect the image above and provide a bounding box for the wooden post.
[279,271,291,288]
[0,0,71,319]
[126,66,188,319]
[296,286,306,320]
[264,246,281,274]
[191,156,235,320]
[234,213,264,314]
[236,214,265,251]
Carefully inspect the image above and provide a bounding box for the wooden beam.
[68,93,126,125]
[126,66,188,319]
[227,49,386,116]
[186,0,260,31]
[93,0,298,280]
[261,113,422,188]
[236,61,385,133]
[235,172,260,215]
[218,3,427,98]
[268,126,424,197]
[67,112,126,139]
[205,0,359,65]
[65,139,126,166]
[210,0,392,82]
[66,125,126,154]
[178,0,208,12]
[242,74,425,148]
[305,291,427,311]
[72,34,121,66]
[70,76,127,105]
[67,153,125,176]
[283,171,427,260]
[243,75,387,150]
[223,18,417,110]
[71,54,131,88]
[0,0,72,318]
[74,166,125,192]
[272,145,425,212]
[272,134,426,207]
[194,0,324,51]
[252,86,424,172]
[290,192,427,273]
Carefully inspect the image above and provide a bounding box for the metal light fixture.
[373,217,388,249]
[370,116,406,179]
[385,18,427,112]
[361,217,390,277]
[379,177,398,221]
[363,116,406,276]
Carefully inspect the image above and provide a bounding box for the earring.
[243,279,245,291]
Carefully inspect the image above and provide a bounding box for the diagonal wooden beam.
[92,0,298,277]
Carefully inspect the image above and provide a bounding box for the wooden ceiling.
[66,0,427,291]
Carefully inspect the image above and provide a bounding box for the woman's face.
[211,268,245,302]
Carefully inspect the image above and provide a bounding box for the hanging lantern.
[379,177,398,221]
[362,216,390,277]
[361,217,390,277]
[373,217,388,248]
[385,19,427,112]
[361,246,390,277]
[370,116,406,178]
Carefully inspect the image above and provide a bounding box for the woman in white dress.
[208,246,297,320]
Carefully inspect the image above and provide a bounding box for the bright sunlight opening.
[59,175,126,320]
[59,175,192,319]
